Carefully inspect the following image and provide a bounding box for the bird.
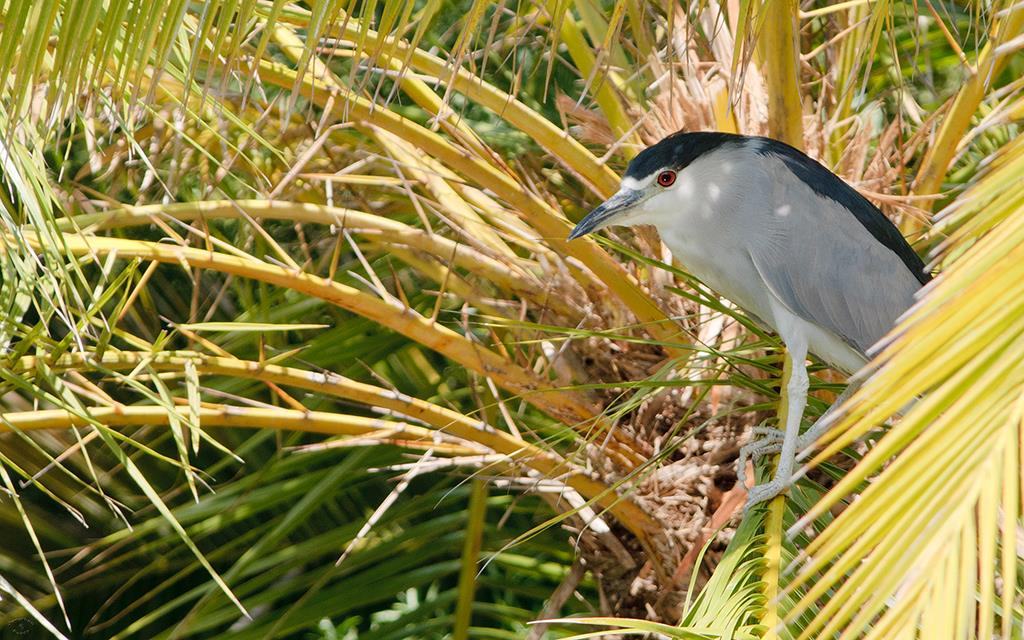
[568,131,931,507]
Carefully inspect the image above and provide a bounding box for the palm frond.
[2,1,1023,638]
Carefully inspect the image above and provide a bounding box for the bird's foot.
[744,476,791,512]
[737,425,821,511]
[737,425,827,487]
[735,425,786,488]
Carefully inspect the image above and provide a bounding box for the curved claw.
[751,425,786,439]
[737,428,796,510]
[736,436,785,488]
[743,478,790,513]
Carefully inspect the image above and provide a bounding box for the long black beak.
[567,189,643,240]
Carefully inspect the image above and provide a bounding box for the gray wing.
[746,194,922,356]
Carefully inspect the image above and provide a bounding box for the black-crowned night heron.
[568,131,931,507]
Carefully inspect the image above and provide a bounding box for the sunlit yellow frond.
[790,144,1024,637]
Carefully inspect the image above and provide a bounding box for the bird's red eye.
[657,170,676,187]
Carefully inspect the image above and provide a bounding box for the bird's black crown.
[624,131,744,180]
